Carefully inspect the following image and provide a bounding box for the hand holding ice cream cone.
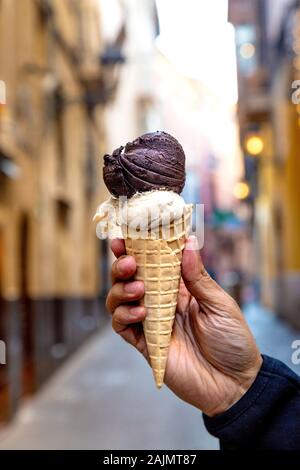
[107,236,262,416]
[94,130,261,399]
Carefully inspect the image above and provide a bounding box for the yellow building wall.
[0,0,106,300]
[256,92,300,320]
[282,103,300,273]
[255,123,277,309]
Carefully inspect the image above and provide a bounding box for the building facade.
[0,0,119,422]
[270,0,300,328]
[230,0,300,328]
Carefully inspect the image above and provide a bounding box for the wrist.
[204,356,263,417]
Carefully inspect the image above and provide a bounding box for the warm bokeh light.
[245,135,264,156]
[239,42,256,59]
[233,182,250,200]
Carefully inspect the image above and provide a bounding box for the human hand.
[106,236,262,417]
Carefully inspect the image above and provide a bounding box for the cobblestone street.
[0,303,299,450]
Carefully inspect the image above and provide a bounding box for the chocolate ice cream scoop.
[103,131,186,197]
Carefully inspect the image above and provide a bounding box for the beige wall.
[0,0,106,299]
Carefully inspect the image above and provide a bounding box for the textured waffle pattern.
[124,209,192,388]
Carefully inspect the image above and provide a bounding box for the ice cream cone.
[95,131,193,389]
[123,207,192,388]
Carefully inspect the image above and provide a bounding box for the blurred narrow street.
[0,319,218,450]
[0,303,298,450]
[1,0,300,451]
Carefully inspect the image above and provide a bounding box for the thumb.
[182,236,223,303]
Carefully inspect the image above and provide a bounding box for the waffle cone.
[123,208,192,388]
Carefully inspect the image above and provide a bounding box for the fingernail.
[129,306,145,317]
[124,281,143,294]
[185,236,199,251]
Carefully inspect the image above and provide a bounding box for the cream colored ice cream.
[93,190,192,240]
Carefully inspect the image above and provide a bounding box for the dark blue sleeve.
[203,355,300,450]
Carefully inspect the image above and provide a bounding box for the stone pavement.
[0,303,299,450]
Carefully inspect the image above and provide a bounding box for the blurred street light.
[239,42,256,59]
[245,134,264,156]
[233,181,250,200]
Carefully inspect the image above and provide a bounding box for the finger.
[111,238,126,258]
[112,305,146,333]
[106,281,144,314]
[182,236,224,303]
[112,305,148,358]
[176,279,192,315]
[111,255,136,283]
[117,325,148,358]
